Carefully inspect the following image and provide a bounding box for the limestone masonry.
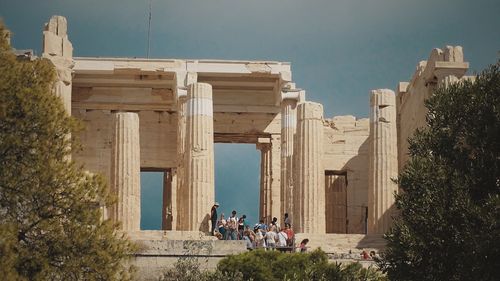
[38,15,472,242]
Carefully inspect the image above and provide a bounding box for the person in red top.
[283,223,295,248]
[361,250,370,260]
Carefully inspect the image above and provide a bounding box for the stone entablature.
[35,16,472,237]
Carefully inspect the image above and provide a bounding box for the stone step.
[127,230,218,241]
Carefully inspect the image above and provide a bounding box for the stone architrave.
[184,83,215,232]
[110,112,141,232]
[280,98,297,222]
[42,16,74,114]
[368,89,398,234]
[293,102,325,233]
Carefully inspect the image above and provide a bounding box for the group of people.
[210,203,309,252]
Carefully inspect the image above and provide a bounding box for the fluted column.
[293,102,325,233]
[281,98,297,222]
[258,143,272,223]
[110,112,141,232]
[185,83,214,232]
[270,135,281,220]
[368,89,398,234]
[175,94,188,230]
[42,16,73,114]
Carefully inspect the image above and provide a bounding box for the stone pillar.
[368,89,398,234]
[280,98,297,222]
[293,102,325,233]
[270,135,281,221]
[184,83,214,232]
[110,112,141,232]
[175,93,188,230]
[258,143,272,223]
[167,170,177,230]
[42,16,73,114]
[162,171,174,230]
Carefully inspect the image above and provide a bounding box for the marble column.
[293,102,325,233]
[270,135,281,221]
[175,93,188,230]
[258,143,272,223]
[184,83,214,232]
[110,112,141,232]
[280,98,297,222]
[368,89,398,234]
[42,16,73,114]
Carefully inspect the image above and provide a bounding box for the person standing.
[284,213,291,226]
[257,219,268,236]
[226,210,238,240]
[210,202,219,235]
[265,226,278,250]
[283,223,295,247]
[217,213,227,238]
[270,217,280,232]
[277,228,288,248]
[237,214,247,239]
[255,228,266,248]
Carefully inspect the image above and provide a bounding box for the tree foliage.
[160,257,245,281]
[0,23,135,280]
[216,249,386,281]
[379,62,500,280]
[161,249,387,281]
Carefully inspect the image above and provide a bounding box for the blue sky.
[1,0,499,229]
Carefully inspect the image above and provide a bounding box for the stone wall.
[131,235,386,280]
[322,116,370,234]
[396,46,469,172]
[73,110,178,179]
[133,239,247,281]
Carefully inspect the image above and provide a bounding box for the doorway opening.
[140,168,172,230]
[325,170,348,233]
[214,143,260,226]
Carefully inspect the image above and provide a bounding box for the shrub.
[217,249,386,281]
[160,257,244,281]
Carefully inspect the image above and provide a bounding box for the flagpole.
[147,0,152,58]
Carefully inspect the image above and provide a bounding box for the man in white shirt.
[277,229,288,247]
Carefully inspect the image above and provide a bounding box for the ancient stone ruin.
[36,15,473,276]
[39,15,473,236]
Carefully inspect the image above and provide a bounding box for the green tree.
[379,62,500,280]
[0,23,135,280]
